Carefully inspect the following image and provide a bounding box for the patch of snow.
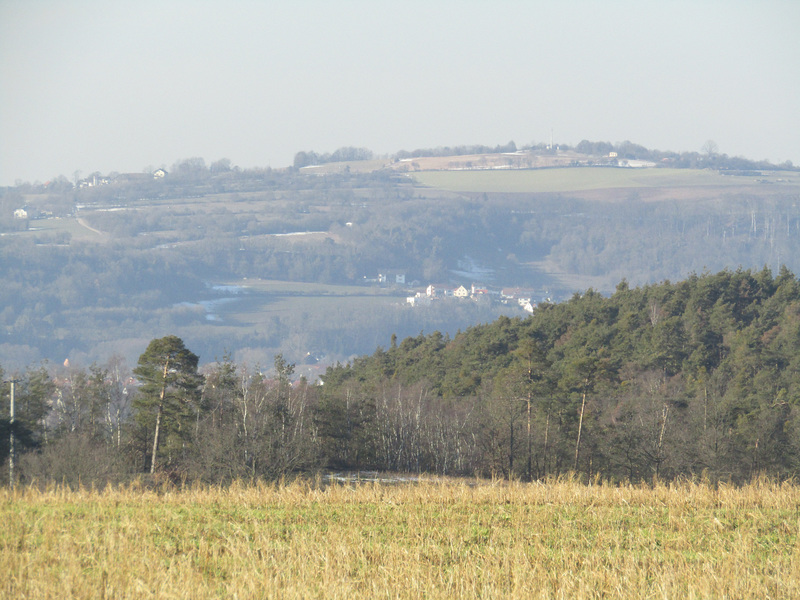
[450,256,495,281]
[270,231,326,237]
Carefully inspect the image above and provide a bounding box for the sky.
[1,0,798,186]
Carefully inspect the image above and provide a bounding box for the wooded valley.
[2,267,799,485]
[0,143,798,371]
[1,142,799,485]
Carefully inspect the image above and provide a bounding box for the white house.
[407,295,432,307]
[378,270,406,285]
[619,159,656,168]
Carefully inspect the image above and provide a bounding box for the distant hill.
[1,142,798,373]
[294,139,796,175]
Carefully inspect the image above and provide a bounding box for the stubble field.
[2,476,799,599]
[411,167,798,196]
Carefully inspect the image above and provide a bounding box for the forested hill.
[318,267,800,481]
[4,268,799,487]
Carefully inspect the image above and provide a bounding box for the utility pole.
[9,380,15,489]
[5,379,18,489]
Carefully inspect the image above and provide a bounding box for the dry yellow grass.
[2,476,799,599]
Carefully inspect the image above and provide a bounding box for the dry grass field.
[2,476,798,599]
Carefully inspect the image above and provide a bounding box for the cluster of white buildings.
[76,169,167,189]
[406,283,541,313]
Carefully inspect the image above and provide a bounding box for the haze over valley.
[1,141,798,373]
[4,7,800,593]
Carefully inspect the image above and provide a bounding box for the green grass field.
[1,477,797,599]
[240,278,403,297]
[411,167,785,194]
[208,279,405,326]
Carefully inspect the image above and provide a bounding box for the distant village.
[364,271,547,314]
[406,283,544,313]
[76,169,167,189]
[9,169,169,226]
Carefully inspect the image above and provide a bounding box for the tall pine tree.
[133,336,203,473]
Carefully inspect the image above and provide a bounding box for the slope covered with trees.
[317,267,800,482]
[2,268,798,486]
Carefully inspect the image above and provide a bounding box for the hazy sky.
[1,0,798,186]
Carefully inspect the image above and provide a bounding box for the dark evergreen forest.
[2,268,799,486]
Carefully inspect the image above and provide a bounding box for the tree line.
[1,267,799,486]
[393,141,518,160]
[293,147,376,169]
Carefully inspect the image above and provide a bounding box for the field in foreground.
[2,477,799,599]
